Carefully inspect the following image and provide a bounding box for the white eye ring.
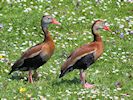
[105,22,109,26]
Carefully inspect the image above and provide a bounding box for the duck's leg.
[80,69,94,88]
[28,70,33,83]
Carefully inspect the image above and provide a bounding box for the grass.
[0,0,133,99]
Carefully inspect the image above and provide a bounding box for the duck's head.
[92,20,111,32]
[41,15,61,27]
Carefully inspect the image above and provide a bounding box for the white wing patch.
[27,51,41,58]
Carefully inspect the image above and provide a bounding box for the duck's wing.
[9,43,44,74]
[59,43,97,78]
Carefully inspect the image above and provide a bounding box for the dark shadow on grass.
[52,77,80,86]
[9,75,28,82]
[9,73,39,83]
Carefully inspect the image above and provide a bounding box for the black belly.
[20,55,46,71]
[72,53,95,70]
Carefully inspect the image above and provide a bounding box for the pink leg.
[80,69,94,89]
[83,83,94,88]
[28,70,33,83]
[80,70,84,84]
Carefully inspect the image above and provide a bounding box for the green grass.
[0,0,133,99]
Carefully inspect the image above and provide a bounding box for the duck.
[59,20,111,88]
[9,15,60,83]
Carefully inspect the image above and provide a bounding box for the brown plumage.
[9,15,60,83]
[59,20,111,88]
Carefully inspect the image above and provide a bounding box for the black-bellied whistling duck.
[9,15,60,83]
[59,20,111,88]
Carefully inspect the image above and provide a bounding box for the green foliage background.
[0,0,133,99]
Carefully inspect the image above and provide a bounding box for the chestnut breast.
[40,40,55,61]
[94,41,104,60]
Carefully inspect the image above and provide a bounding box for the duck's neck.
[42,24,53,42]
[92,27,102,42]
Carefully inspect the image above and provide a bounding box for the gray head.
[92,20,111,32]
[41,15,61,28]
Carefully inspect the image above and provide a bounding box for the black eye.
[47,17,51,20]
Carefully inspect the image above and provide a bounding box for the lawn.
[0,0,133,99]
